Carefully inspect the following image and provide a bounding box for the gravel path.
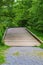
[4,28,40,46]
[1,47,43,65]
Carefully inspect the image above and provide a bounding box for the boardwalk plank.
[4,28,40,46]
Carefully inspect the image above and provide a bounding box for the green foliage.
[27,0,43,31]
[39,44,43,48]
[0,22,7,45]
[0,32,2,43]
[0,46,9,64]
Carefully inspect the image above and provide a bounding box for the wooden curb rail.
[2,27,8,41]
[26,28,43,44]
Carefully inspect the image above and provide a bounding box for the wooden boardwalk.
[4,28,40,46]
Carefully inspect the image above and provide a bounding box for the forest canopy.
[0,0,43,31]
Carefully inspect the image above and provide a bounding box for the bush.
[0,23,7,45]
[39,43,43,48]
[0,32,2,43]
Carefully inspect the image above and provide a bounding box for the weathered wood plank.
[4,27,40,46]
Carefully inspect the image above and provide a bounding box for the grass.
[0,45,9,64]
[27,27,43,48]
[39,44,43,48]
